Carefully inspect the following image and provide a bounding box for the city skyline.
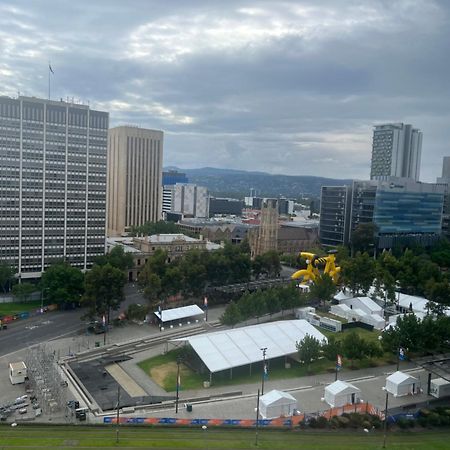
[1,0,449,181]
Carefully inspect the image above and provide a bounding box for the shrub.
[308,417,318,428]
[428,412,441,427]
[336,416,350,428]
[397,418,411,429]
[362,420,372,429]
[316,416,328,429]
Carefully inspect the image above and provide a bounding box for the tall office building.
[162,170,188,186]
[370,123,422,181]
[318,186,352,247]
[0,96,108,278]
[107,126,163,236]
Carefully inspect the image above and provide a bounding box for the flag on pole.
[399,347,406,361]
[177,372,181,390]
[49,63,54,74]
[263,362,269,380]
[204,296,208,308]
[336,354,342,370]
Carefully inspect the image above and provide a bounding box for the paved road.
[0,309,85,357]
[0,284,147,358]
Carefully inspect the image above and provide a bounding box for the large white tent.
[171,319,327,373]
[385,371,419,397]
[324,380,361,407]
[259,390,297,419]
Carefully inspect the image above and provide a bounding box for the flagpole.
[175,356,181,413]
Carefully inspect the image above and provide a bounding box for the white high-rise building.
[163,183,209,218]
[370,123,422,181]
[0,96,108,278]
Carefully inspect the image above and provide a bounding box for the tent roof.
[171,319,327,373]
[353,297,383,312]
[386,371,418,385]
[154,304,204,322]
[334,291,351,301]
[260,389,296,405]
[325,380,360,396]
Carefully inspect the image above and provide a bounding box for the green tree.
[296,335,322,373]
[41,261,85,306]
[220,301,242,327]
[0,263,14,293]
[341,252,376,296]
[252,251,281,279]
[12,283,35,302]
[130,220,182,237]
[350,223,378,254]
[341,332,368,368]
[425,280,450,313]
[308,273,336,304]
[322,335,342,362]
[381,314,423,354]
[95,246,134,271]
[83,263,127,322]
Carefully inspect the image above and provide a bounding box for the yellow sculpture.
[291,251,340,284]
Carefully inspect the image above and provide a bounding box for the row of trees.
[336,248,450,311]
[220,284,306,326]
[0,246,132,323]
[138,242,281,307]
[296,331,383,372]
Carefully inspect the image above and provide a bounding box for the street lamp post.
[175,356,182,413]
[260,347,267,395]
[382,387,389,448]
[115,385,121,443]
[255,388,260,447]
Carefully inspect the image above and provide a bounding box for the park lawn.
[0,300,41,316]
[0,425,449,449]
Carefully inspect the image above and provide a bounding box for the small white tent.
[385,371,419,397]
[324,380,361,408]
[259,390,297,419]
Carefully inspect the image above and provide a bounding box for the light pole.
[255,388,260,447]
[261,347,267,395]
[175,356,182,413]
[382,387,389,448]
[115,385,120,443]
[202,425,208,450]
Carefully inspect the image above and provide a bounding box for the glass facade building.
[0,96,108,278]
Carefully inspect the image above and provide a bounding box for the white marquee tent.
[171,319,327,374]
[324,380,361,407]
[259,390,297,419]
[385,371,419,397]
[154,304,204,323]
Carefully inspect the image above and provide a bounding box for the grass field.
[138,327,393,392]
[0,300,42,316]
[0,425,448,449]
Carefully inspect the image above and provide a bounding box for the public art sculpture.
[291,250,340,284]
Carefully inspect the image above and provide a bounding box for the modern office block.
[107,126,163,236]
[162,170,188,186]
[370,123,422,181]
[209,197,244,216]
[319,186,352,246]
[0,96,108,278]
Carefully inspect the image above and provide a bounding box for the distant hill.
[165,167,352,199]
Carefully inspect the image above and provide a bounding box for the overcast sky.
[1,0,449,180]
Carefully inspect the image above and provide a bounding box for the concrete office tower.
[172,184,209,218]
[251,198,279,258]
[370,123,422,181]
[0,96,108,278]
[107,126,163,236]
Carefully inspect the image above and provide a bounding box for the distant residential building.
[162,184,175,214]
[370,123,422,181]
[107,126,163,236]
[171,184,209,218]
[209,197,244,216]
[0,95,108,278]
[162,170,188,186]
[278,198,294,215]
